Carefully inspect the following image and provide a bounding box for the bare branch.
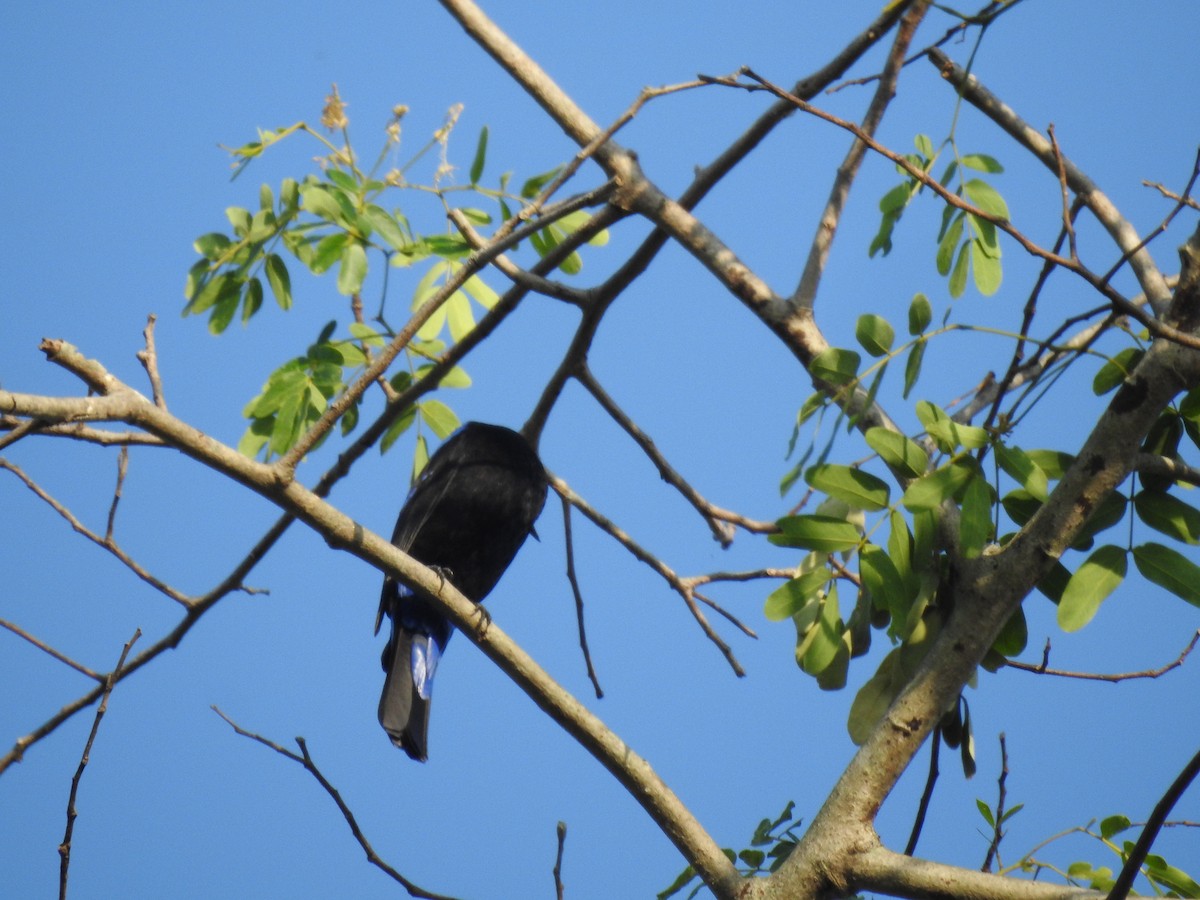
[925,48,1174,315]
[792,0,928,309]
[0,458,193,607]
[550,472,746,676]
[1107,744,1200,900]
[0,619,102,682]
[575,363,736,546]
[716,67,1200,351]
[135,314,167,410]
[981,734,1011,873]
[59,630,140,900]
[212,708,456,900]
[904,725,941,857]
[104,447,128,543]
[553,821,567,900]
[1002,630,1199,682]
[560,494,604,699]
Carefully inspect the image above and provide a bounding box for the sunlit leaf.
[855,314,894,357]
[908,293,932,335]
[1134,491,1200,544]
[810,347,860,387]
[337,241,368,295]
[959,474,993,558]
[962,178,1010,220]
[1058,545,1127,631]
[764,567,832,621]
[770,515,861,552]
[996,444,1049,502]
[1132,542,1200,607]
[865,427,926,479]
[469,125,489,184]
[805,463,890,511]
[1093,347,1144,395]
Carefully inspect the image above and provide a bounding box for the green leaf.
[310,232,349,275]
[959,475,993,558]
[1099,815,1131,840]
[936,212,963,276]
[914,133,934,159]
[1132,542,1200,607]
[301,185,345,223]
[337,241,368,295]
[764,567,832,621]
[975,799,995,828]
[241,276,264,324]
[463,274,499,309]
[1134,491,1200,544]
[1058,545,1127,631]
[362,205,411,252]
[1023,449,1073,480]
[960,153,1003,173]
[194,232,232,260]
[799,583,844,677]
[916,400,989,451]
[469,125,489,184]
[348,321,384,346]
[859,544,907,620]
[908,293,932,335]
[865,427,926,479]
[970,238,1003,295]
[445,290,476,341]
[380,405,416,455]
[1093,347,1144,395]
[996,444,1049,502]
[805,463,890,511]
[848,650,899,745]
[810,347,861,387]
[948,241,970,298]
[902,457,979,511]
[991,606,1027,657]
[264,253,292,310]
[418,399,460,439]
[878,181,912,215]
[770,515,861,552]
[962,178,1010,220]
[855,314,894,357]
[903,338,925,398]
[520,166,563,199]
[225,206,251,236]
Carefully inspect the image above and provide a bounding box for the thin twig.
[560,494,603,699]
[925,47,1174,316]
[58,629,140,900]
[904,723,941,856]
[1107,744,1200,900]
[1003,630,1199,681]
[135,314,167,410]
[0,619,102,681]
[981,733,1010,872]
[212,707,457,900]
[1143,178,1200,211]
[576,363,754,546]
[553,820,567,900]
[549,473,746,676]
[0,458,193,607]
[105,447,129,543]
[792,0,927,309]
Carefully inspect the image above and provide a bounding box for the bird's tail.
[378,625,441,762]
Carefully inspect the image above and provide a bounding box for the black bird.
[375,422,547,761]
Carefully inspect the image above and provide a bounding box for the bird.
[375,422,548,761]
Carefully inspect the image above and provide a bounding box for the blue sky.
[2,2,1198,897]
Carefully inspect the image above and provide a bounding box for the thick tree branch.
[0,346,741,898]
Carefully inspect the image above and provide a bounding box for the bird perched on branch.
[375,422,547,761]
